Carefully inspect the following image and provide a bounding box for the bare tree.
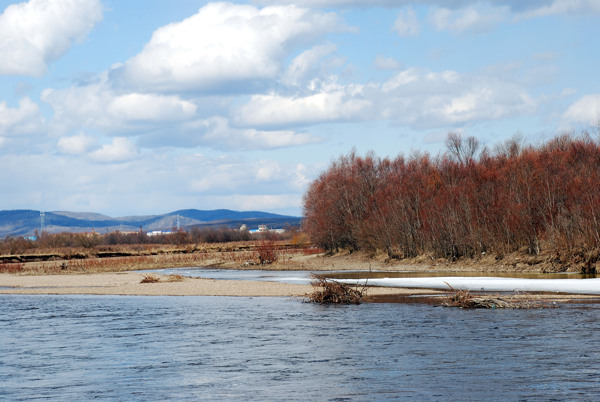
[445,132,480,164]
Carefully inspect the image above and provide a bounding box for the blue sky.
[1,0,599,217]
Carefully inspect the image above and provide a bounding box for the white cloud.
[379,68,536,128]
[57,132,97,155]
[283,43,339,86]
[190,117,321,150]
[564,94,600,125]
[0,0,102,76]
[107,93,197,122]
[111,2,343,93]
[236,83,372,128]
[0,97,44,135]
[89,137,138,163]
[393,7,420,37]
[235,64,537,131]
[428,6,505,34]
[41,76,197,134]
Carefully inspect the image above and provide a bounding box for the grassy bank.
[2,238,597,276]
[0,241,324,275]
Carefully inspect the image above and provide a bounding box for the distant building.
[147,230,172,237]
[249,224,285,234]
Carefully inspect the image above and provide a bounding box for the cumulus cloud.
[185,117,321,150]
[234,65,535,131]
[283,43,339,86]
[57,132,97,155]
[107,93,197,122]
[378,68,536,128]
[393,7,420,37]
[236,83,372,128]
[41,76,197,134]
[89,137,138,163]
[0,0,102,76]
[0,97,44,136]
[564,94,600,125]
[111,2,343,93]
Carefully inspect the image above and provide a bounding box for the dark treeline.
[303,133,600,263]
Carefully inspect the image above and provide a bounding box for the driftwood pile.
[441,283,551,309]
[306,274,364,304]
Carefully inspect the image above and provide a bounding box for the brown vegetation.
[140,274,161,283]
[164,274,185,282]
[440,285,554,309]
[256,240,278,264]
[303,133,600,273]
[139,273,184,283]
[306,274,364,304]
[0,239,318,275]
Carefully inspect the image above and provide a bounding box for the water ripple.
[1,295,600,400]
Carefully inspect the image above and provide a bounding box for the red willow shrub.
[303,133,600,261]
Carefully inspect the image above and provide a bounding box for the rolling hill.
[0,209,302,237]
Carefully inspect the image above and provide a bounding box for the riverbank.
[2,241,594,275]
[2,248,598,301]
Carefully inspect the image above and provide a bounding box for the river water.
[2,294,600,400]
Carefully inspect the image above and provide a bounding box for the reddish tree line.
[303,133,600,261]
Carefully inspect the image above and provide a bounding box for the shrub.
[256,240,278,265]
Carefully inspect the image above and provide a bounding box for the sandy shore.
[2,252,597,301]
[0,272,439,297]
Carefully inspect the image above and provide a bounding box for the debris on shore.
[306,274,364,304]
[441,282,555,309]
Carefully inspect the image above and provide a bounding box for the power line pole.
[40,211,45,235]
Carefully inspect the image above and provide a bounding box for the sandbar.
[0,272,436,297]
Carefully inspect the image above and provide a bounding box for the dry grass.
[0,241,317,274]
[140,274,161,283]
[306,274,364,304]
[139,273,185,283]
[164,274,185,282]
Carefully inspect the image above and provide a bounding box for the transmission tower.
[40,211,45,235]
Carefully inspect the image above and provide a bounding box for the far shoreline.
[2,248,599,303]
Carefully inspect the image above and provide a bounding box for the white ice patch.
[340,277,600,295]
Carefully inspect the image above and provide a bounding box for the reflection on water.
[2,295,600,400]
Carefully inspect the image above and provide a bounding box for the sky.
[0,0,599,218]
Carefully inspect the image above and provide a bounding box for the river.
[2,294,600,400]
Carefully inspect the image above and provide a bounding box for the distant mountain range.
[0,209,302,237]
